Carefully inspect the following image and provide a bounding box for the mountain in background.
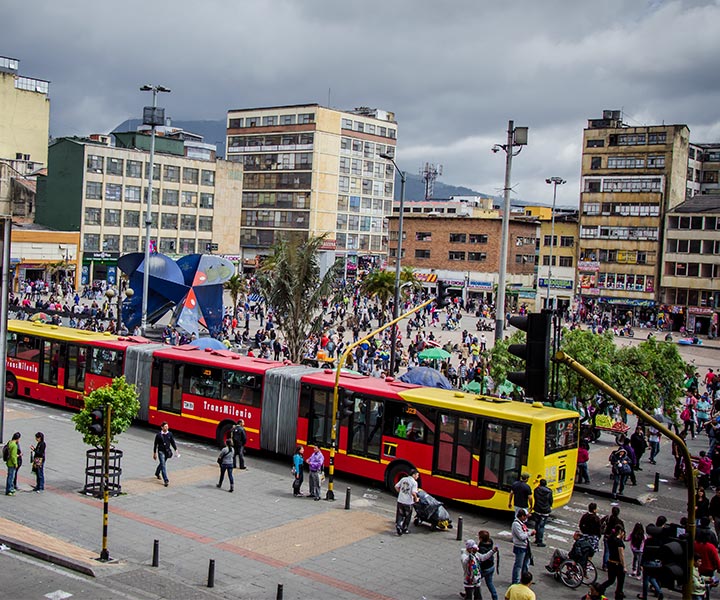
[114,118,523,205]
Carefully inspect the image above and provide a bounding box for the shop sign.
[442,279,464,287]
[319,239,337,250]
[416,273,437,283]
[468,280,493,290]
[539,278,574,290]
[578,260,600,272]
[84,251,119,261]
[689,307,714,315]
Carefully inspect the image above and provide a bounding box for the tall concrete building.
[35,130,241,286]
[576,110,690,323]
[225,104,397,273]
[687,143,720,197]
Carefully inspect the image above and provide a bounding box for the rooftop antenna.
[419,162,443,200]
[327,87,331,108]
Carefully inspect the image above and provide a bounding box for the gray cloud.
[5,0,719,205]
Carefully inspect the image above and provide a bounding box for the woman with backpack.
[215,439,234,492]
[476,530,499,600]
[610,448,632,500]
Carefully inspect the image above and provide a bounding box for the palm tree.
[399,266,422,296]
[224,273,246,317]
[255,235,340,363]
[359,269,395,307]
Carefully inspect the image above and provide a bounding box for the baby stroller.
[413,489,453,530]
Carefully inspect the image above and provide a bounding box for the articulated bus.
[5,320,579,510]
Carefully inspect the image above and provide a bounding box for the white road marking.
[44,591,73,600]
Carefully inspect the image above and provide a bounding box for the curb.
[574,484,644,505]
[0,534,96,577]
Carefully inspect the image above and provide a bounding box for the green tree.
[256,234,340,363]
[399,266,422,295]
[224,273,247,317]
[488,329,524,387]
[360,269,395,307]
[72,377,140,447]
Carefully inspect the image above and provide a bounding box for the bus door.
[64,344,87,392]
[40,340,63,389]
[158,361,184,413]
[476,420,530,489]
[433,411,475,481]
[346,396,382,460]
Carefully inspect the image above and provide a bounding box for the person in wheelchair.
[545,531,595,572]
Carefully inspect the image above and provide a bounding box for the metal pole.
[389,169,406,375]
[327,297,434,501]
[555,350,694,600]
[0,217,11,442]
[495,120,514,341]
[140,89,158,337]
[100,403,112,561]
[546,182,557,307]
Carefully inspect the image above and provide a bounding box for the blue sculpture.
[118,252,234,337]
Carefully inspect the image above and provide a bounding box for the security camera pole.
[493,121,527,342]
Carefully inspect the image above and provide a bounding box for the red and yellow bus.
[6,320,579,510]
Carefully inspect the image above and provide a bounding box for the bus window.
[221,370,260,407]
[186,364,221,399]
[159,362,183,413]
[479,421,529,489]
[41,341,62,386]
[434,412,473,481]
[15,335,40,362]
[6,332,18,358]
[65,344,86,391]
[88,348,123,378]
[545,418,579,455]
[383,400,429,443]
[308,388,331,447]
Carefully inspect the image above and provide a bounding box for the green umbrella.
[497,380,519,396]
[462,381,482,393]
[418,347,451,361]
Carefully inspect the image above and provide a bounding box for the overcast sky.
[5,0,719,206]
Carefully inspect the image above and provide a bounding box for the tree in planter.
[73,376,140,447]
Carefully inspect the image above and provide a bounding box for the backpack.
[599,515,610,536]
[2,442,9,463]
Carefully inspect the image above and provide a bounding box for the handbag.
[33,456,43,468]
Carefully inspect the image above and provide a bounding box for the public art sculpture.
[117,252,234,337]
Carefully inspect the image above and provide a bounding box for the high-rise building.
[225,104,397,272]
[576,110,690,323]
[687,143,720,197]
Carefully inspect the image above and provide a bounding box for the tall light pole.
[545,177,566,309]
[492,121,528,342]
[139,84,170,336]
[379,152,406,374]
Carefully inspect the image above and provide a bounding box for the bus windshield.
[545,417,579,455]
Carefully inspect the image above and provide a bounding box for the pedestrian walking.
[394,468,419,536]
[153,421,179,487]
[577,440,591,483]
[307,445,324,501]
[647,425,661,464]
[292,445,305,496]
[610,447,631,499]
[628,522,645,578]
[531,478,552,547]
[508,472,532,516]
[216,439,234,492]
[602,506,624,569]
[30,431,46,492]
[477,530,500,600]
[3,432,21,496]
[598,525,626,600]
[510,508,535,584]
[231,419,247,469]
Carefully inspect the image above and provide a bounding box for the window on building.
[104,209,121,226]
[144,162,160,181]
[159,238,176,253]
[281,114,297,125]
[415,249,431,259]
[559,256,573,267]
[201,170,215,186]
[298,113,315,124]
[607,156,645,169]
[179,239,195,254]
[180,215,196,230]
[86,181,102,199]
[198,216,213,231]
[541,256,556,266]
[84,234,100,251]
[126,160,142,178]
[560,236,574,247]
[584,180,601,193]
[228,118,242,129]
[449,251,466,261]
[163,165,180,182]
[163,189,179,206]
[590,156,602,170]
[262,116,278,126]
[183,168,199,184]
[161,213,178,229]
[84,207,101,225]
[415,232,432,241]
[449,233,467,243]
[468,252,487,262]
[181,191,197,207]
[543,235,557,246]
[647,155,665,168]
[122,236,138,253]
[106,157,123,176]
[105,183,122,201]
[200,193,214,208]
[586,139,605,148]
[124,210,140,228]
[125,185,141,202]
[648,132,667,144]
[469,234,488,244]
[103,235,119,252]
[86,155,104,173]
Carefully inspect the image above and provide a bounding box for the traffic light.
[437,281,447,307]
[507,311,551,403]
[341,391,356,418]
[89,407,105,436]
[659,536,689,588]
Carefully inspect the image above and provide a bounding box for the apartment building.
[0,56,50,217]
[225,104,397,271]
[34,130,237,285]
[388,214,538,307]
[687,143,720,197]
[660,195,720,336]
[576,110,690,323]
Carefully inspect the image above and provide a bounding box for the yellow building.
[11,226,80,291]
[0,56,50,166]
[577,110,690,323]
[225,104,397,273]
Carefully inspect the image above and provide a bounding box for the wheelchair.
[556,557,597,589]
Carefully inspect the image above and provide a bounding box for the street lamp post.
[106,286,134,335]
[139,84,170,336]
[379,152,406,375]
[492,121,528,342]
[545,177,566,309]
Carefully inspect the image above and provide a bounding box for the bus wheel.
[215,421,234,448]
[385,462,415,493]
[6,374,17,398]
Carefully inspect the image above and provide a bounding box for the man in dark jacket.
[579,502,602,551]
[153,422,179,487]
[532,478,553,547]
[231,419,247,470]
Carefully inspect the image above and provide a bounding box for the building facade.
[388,215,538,307]
[687,143,720,197]
[10,225,80,292]
[576,110,690,323]
[225,104,397,273]
[660,195,720,336]
[35,131,227,285]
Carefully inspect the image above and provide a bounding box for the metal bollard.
[345,486,351,510]
[151,539,159,567]
[456,516,463,541]
[276,583,284,599]
[654,472,660,492]
[207,559,215,588]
